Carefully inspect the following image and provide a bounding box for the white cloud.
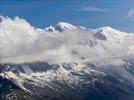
[80,6,109,12]
[0,16,134,64]
[127,9,134,19]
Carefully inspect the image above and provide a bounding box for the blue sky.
[1,0,134,32]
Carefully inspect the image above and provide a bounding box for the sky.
[0,0,134,32]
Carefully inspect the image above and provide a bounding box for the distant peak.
[45,25,55,32]
[99,26,127,34]
[55,22,77,31]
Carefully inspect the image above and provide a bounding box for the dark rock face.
[94,30,107,40]
[0,76,134,100]
[0,76,19,98]
[0,76,47,100]
[0,62,53,73]
[0,59,134,100]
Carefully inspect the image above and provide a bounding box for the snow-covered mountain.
[0,16,134,100]
[1,16,134,64]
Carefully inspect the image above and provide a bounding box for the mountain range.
[0,16,134,100]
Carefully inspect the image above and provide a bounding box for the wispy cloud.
[127,9,134,18]
[80,6,109,13]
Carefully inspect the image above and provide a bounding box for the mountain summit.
[55,22,77,31]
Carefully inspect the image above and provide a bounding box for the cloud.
[127,9,134,18]
[80,6,109,12]
[0,16,134,64]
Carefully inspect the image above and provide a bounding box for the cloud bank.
[0,16,134,64]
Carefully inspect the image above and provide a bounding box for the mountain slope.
[0,16,134,100]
